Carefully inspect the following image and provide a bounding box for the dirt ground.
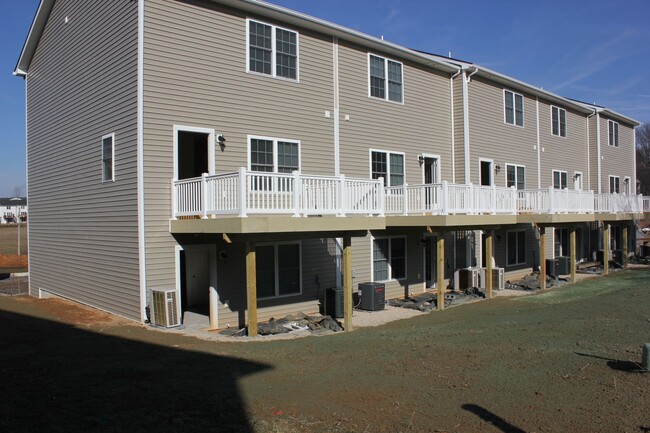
[0,225,28,273]
[1,270,649,433]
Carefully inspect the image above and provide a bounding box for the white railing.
[173,171,650,219]
[173,169,384,218]
[594,193,643,213]
[384,182,516,215]
[516,188,595,214]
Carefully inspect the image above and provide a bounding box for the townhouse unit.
[0,197,27,224]
[15,0,645,334]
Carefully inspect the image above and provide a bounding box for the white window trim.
[506,230,526,266]
[246,18,300,82]
[172,125,216,180]
[552,169,568,190]
[550,105,567,138]
[573,171,583,191]
[505,163,526,189]
[367,53,404,105]
[609,175,620,194]
[256,241,302,300]
[608,120,619,147]
[247,135,302,173]
[102,132,115,183]
[370,235,407,282]
[369,148,406,186]
[503,89,524,127]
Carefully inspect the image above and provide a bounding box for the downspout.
[536,97,541,189]
[462,67,478,184]
[333,36,342,288]
[596,111,602,194]
[450,69,461,182]
[137,0,148,322]
[633,126,638,193]
[586,114,591,189]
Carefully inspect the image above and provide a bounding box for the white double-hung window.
[370,150,404,187]
[369,54,403,103]
[248,19,298,80]
[551,106,567,137]
[504,90,524,127]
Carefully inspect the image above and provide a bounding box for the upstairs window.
[369,54,403,103]
[608,120,619,147]
[248,20,298,80]
[102,133,115,182]
[609,176,620,194]
[551,106,567,137]
[249,137,300,173]
[553,170,567,190]
[371,150,404,186]
[506,164,525,190]
[504,90,524,127]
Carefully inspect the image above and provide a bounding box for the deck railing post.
[238,167,247,218]
[548,186,555,214]
[402,182,408,216]
[468,183,474,214]
[378,177,385,216]
[491,184,496,214]
[442,180,449,215]
[338,174,347,216]
[201,173,208,219]
[293,170,301,217]
[171,179,178,219]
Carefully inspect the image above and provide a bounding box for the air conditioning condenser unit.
[149,288,181,328]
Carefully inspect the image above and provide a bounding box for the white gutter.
[450,69,461,182]
[137,0,148,322]
[461,69,473,184]
[333,36,340,177]
[586,114,591,189]
[13,0,54,76]
[633,126,637,193]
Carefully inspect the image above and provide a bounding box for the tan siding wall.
[467,77,538,187]
[26,0,140,319]
[588,116,599,191]
[599,117,636,193]
[538,102,589,189]
[143,0,336,297]
[453,76,465,183]
[337,40,453,184]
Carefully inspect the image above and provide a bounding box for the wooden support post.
[623,225,628,270]
[485,231,493,299]
[437,236,445,310]
[570,227,577,282]
[245,242,258,336]
[539,227,546,290]
[603,224,610,276]
[343,236,353,331]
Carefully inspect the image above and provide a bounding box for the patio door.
[480,159,493,186]
[424,236,438,288]
[174,126,215,180]
[423,155,440,210]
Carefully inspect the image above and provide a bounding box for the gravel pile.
[219,312,343,337]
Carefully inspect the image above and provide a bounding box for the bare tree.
[636,124,650,195]
[12,185,23,198]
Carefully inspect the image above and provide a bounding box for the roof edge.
[13,0,54,77]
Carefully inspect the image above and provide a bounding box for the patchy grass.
[0,224,27,255]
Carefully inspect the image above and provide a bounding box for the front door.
[424,236,437,288]
[183,246,211,316]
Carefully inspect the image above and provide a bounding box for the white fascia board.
[581,105,641,127]
[215,0,460,74]
[14,0,55,77]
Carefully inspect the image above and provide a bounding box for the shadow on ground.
[575,352,647,373]
[462,404,527,433]
[0,307,270,432]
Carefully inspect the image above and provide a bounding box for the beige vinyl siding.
[26,1,140,319]
[588,115,599,191]
[142,0,336,295]
[213,238,336,328]
[453,75,465,183]
[538,101,589,189]
[599,117,636,193]
[467,77,538,187]
[337,40,453,184]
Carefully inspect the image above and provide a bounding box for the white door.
[573,172,582,191]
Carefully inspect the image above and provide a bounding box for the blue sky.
[1,0,649,197]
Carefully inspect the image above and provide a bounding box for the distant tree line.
[637,124,650,195]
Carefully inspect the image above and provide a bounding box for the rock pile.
[219,312,343,337]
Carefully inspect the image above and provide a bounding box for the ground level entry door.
[180,245,217,329]
[424,236,438,288]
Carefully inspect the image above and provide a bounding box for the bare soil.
[0,225,28,273]
[1,269,649,433]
